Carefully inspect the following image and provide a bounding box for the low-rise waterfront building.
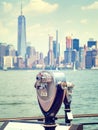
[3,56,14,69]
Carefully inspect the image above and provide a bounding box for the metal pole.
[63,96,72,125]
[63,82,74,125]
[64,102,71,125]
[43,124,57,130]
[43,116,57,130]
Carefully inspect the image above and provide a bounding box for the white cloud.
[0,22,9,36]
[81,1,98,10]
[0,20,17,47]
[65,20,72,24]
[23,0,58,14]
[27,23,55,42]
[80,19,88,24]
[2,2,13,13]
[26,23,57,54]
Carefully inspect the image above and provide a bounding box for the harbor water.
[0,69,98,129]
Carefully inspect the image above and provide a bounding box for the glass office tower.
[17,4,26,60]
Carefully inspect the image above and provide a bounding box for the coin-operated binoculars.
[35,71,74,130]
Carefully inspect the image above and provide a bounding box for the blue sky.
[0,0,98,55]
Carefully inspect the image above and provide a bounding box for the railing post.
[64,102,71,125]
[63,82,74,125]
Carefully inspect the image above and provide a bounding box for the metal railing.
[0,114,98,130]
[0,113,98,122]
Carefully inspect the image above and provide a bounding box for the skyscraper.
[66,36,72,50]
[87,39,96,48]
[17,1,26,60]
[53,40,57,59]
[72,38,79,51]
[65,36,72,64]
[48,36,54,66]
[56,30,60,59]
[54,30,60,65]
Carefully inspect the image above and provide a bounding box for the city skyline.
[0,0,98,55]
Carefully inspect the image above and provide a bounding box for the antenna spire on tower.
[21,0,23,15]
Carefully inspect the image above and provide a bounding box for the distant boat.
[91,66,98,70]
[3,66,8,71]
[73,62,76,71]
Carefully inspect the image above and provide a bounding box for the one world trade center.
[17,2,26,60]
